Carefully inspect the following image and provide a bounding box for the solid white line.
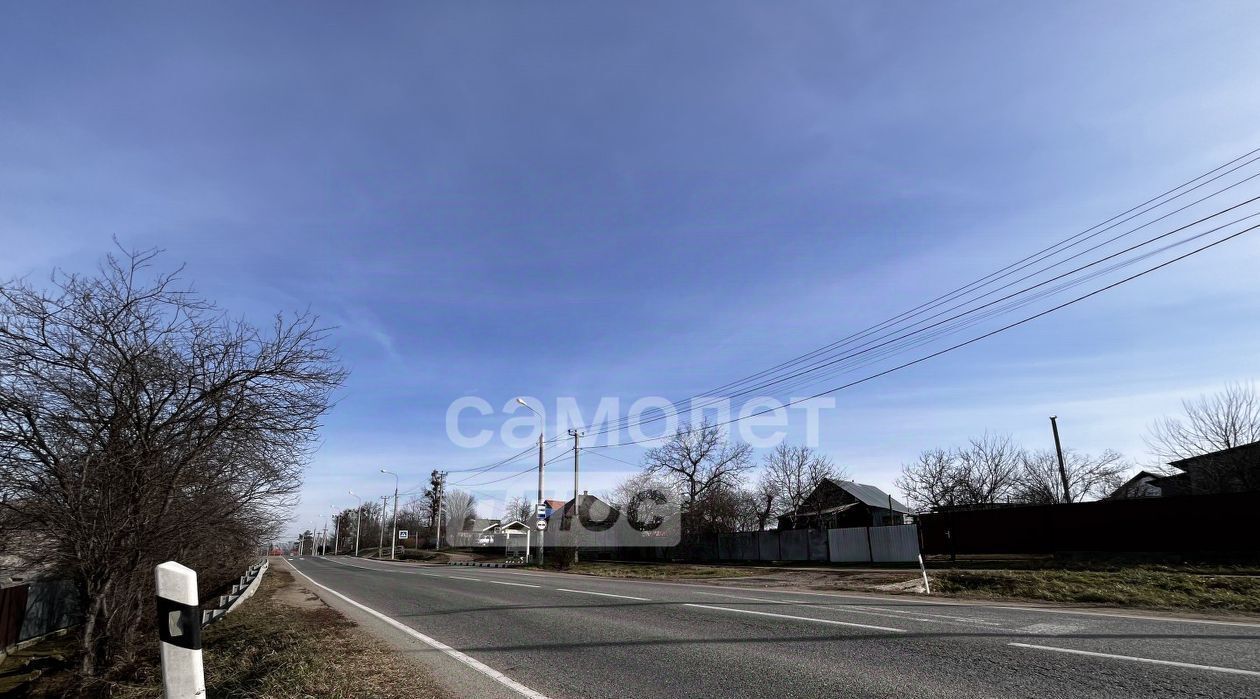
[555,588,650,601]
[683,604,904,632]
[486,580,541,588]
[1009,643,1260,677]
[283,562,551,699]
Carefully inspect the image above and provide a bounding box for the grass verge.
[935,569,1260,614]
[565,561,763,580]
[189,567,450,698]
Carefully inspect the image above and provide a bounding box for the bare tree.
[760,443,845,528]
[751,471,779,531]
[642,421,753,538]
[1146,382,1260,492]
[502,495,532,522]
[896,435,1022,511]
[895,447,960,511]
[442,489,477,541]
[0,248,344,678]
[1015,448,1129,504]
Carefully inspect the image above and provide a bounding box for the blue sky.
[3,2,1260,537]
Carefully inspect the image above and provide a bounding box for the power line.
[588,220,1260,448]
[590,148,1260,435]
[589,193,1260,437]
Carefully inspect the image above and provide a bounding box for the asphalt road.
[282,556,1260,699]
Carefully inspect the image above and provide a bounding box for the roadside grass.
[181,567,450,699]
[565,561,763,580]
[935,569,1260,614]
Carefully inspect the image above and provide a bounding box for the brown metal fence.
[918,491,1260,556]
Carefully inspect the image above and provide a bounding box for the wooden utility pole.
[1050,415,1072,503]
[569,429,581,563]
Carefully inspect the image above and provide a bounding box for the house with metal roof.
[777,479,913,530]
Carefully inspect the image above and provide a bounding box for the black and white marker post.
[155,561,206,697]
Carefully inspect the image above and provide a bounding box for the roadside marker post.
[154,561,206,698]
[918,554,932,594]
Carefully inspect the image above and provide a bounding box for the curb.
[447,561,523,569]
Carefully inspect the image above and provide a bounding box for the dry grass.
[935,569,1260,614]
[188,568,450,698]
[566,561,763,580]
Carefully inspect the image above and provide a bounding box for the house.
[545,492,618,531]
[778,479,913,530]
[1110,441,1260,498]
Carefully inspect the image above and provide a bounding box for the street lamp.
[348,490,363,557]
[381,469,399,560]
[516,397,545,566]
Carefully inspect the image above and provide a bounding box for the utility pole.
[349,491,362,556]
[1049,415,1072,503]
[536,429,545,567]
[434,472,446,551]
[381,469,400,560]
[321,516,328,556]
[569,429,581,563]
[331,506,340,556]
[378,496,389,557]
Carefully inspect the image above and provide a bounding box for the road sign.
[535,519,547,531]
[398,530,408,539]
[535,503,547,516]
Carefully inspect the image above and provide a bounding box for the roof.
[1168,440,1260,469]
[470,518,499,532]
[827,479,913,514]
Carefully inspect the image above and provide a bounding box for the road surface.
[281,556,1260,698]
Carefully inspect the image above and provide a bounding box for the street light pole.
[381,469,399,560]
[349,491,362,557]
[1049,415,1072,503]
[517,398,544,567]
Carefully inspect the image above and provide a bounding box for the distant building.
[1110,441,1260,499]
[778,479,913,530]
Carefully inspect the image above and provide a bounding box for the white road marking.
[282,561,551,699]
[693,591,948,626]
[450,575,482,581]
[1009,643,1260,677]
[600,578,1260,629]
[683,604,905,632]
[555,588,650,601]
[487,580,541,588]
[1019,623,1086,635]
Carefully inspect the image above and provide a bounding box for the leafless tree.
[442,489,477,539]
[895,447,960,511]
[751,471,779,531]
[1146,382,1260,492]
[896,435,1022,511]
[760,443,845,528]
[1015,448,1129,504]
[502,495,532,522]
[0,248,344,679]
[642,421,753,538]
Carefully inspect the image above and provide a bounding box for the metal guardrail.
[200,560,267,627]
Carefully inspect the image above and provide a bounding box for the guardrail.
[201,560,268,627]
